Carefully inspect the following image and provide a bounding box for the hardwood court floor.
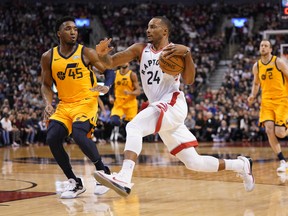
[1,140,288,216]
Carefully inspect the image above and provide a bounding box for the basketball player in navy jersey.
[93,16,255,197]
[41,16,114,198]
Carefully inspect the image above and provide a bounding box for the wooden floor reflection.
[1,140,288,216]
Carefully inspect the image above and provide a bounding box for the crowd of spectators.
[0,1,286,147]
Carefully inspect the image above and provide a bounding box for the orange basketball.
[159,54,184,75]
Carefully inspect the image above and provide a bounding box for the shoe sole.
[94,172,130,197]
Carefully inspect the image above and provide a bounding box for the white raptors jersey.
[139,43,181,103]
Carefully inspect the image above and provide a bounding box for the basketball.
[159,53,184,76]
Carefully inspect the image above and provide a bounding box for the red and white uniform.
[125,43,198,155]
[139,43,180,103]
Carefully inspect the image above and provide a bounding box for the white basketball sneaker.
[94,180,110,195]
[277,172,287,184]
[94,171,134,197]
[277,160,287,172]
[60,178,86,199]
[237,156,255,192]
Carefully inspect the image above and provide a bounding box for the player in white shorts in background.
[93,16,255,197]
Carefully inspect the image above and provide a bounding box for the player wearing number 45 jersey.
[41,16,115,199]
[248,39,288,173]
[94,16,255,197]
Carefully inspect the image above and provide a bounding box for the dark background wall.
[0,0,280,5]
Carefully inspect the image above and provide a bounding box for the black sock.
[104,166,111,174]
[64,169,78,181]
[277,152,285,161]
[93,160,110,174]
[94,162,111,174]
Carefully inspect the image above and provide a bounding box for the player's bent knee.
[72,128,87,144]
[72,121,90,143]
[275,130,286,138]
[126,121,143,136]
[46,121,68,146]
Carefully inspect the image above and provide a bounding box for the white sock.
[224,159,244,172]
[115,126,119,140]
[119,159,135,182]
[110,129,114,140]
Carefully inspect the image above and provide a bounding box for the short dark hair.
[55,16,75,33]
[154,16,172,35]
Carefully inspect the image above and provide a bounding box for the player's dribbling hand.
[96,38,114,56]
[90,85,110,94]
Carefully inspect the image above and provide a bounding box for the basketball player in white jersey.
[93,16,255,197]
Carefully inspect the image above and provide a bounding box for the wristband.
[104,69,115,87]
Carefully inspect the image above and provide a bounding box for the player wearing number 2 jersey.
[94,16,255,197]
[41,16,115,199]
[248,39,288,172]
